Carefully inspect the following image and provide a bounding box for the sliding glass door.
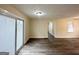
[0,14,16,55]
[0,14,24,55]
[16,19,24,51]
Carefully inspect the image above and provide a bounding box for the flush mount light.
[34,10,45,16]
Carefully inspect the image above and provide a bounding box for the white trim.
[30,35,48,38]
[0,8,24,20]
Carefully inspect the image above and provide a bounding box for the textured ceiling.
[13,4,79,19]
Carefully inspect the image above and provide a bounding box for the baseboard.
[55,36,79,38]
[56,38,79,39]
[55,37,79,39]
[30,35,48,38]
[29,38,48,39]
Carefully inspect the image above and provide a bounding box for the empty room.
[0,4,79,55]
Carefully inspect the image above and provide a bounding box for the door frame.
[0,13,24,55]
[15,19,24,55]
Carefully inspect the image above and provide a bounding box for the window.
[67,21,74,32]
[48,22,54,34]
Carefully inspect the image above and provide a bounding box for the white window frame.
[67,21,74,32]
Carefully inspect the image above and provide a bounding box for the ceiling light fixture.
[34,10,45,16]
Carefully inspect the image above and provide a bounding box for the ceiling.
[13,4,79,20]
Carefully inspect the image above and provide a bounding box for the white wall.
[29,17,79,39]
[30,19,49,38]
[53,18,79,38]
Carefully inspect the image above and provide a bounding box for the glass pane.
[16,20,23,51]
[0,15,15,55]
[68,21,73,32]
[48,22,54,35]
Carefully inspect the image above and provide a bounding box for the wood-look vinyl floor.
[18,38,79,55]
